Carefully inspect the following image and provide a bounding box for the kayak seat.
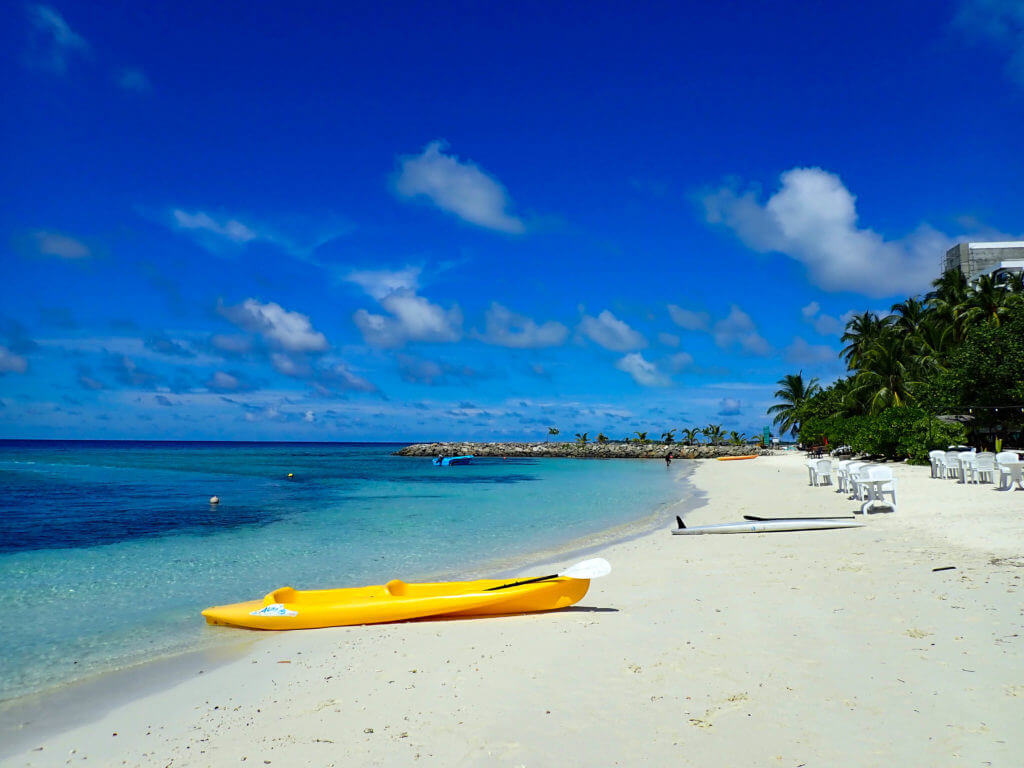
[269,586,297,603]
[385,579,408,596]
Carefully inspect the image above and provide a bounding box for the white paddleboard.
[673,515,863,535]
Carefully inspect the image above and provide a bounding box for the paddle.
[485,558,612,591]
[743,514,855,521]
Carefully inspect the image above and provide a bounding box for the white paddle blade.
[562,558,611,580]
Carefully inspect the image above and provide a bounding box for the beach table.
[858,467,897,513]
[999,461,1024,490]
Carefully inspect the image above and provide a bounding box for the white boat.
[672,515,863,535]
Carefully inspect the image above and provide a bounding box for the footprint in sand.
[688,692,750,728]
[904,628,932,639]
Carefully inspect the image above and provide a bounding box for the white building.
[944,241,1024,282]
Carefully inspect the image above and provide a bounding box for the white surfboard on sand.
[672,515,864,535]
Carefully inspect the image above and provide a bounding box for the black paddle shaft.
[485,573,558,591]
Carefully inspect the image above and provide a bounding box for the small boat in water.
[201,559,610,630]
[672,515,863,535]
[432,455,474,466]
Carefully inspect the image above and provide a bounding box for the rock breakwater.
[394,442,767,459]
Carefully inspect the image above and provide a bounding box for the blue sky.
[2,0,1023,441]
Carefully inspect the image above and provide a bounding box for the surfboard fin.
[676,515,686,529]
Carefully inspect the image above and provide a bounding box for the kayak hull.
[202,576,590,630]
[716,455,759,461]
[432,455,475,466]
[673,518,863,535]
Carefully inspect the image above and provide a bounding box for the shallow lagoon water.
[0,441,682,703]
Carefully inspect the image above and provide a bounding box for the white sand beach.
[4,452,1023,767]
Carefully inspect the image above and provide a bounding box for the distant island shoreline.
[394,441,767,459]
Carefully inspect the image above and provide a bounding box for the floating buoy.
[210,496,220,505]
[287,473,294,478]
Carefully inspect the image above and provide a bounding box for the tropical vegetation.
[771,269,1024,462]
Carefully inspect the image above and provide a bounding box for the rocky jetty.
[394,441,767,459]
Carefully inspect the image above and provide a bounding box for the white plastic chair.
[813,459,833,487]
[973,453,996,484]
[944,451,963,480]
[834,460,852,493]
[928,450,945,479]
[863,465,897,510]
[848,463,873,500]
[956,451,976,484]
[806,458,819,486]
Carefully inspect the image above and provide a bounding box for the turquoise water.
[0,441,682,702]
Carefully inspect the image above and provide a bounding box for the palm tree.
[841,311,891,369]
[574,432,589,445]
[596,433,609,443]
[702,423,724,445]
[634,431,648,443]
[728,430,746,445]
[890,297,927,338]
[767,372,821,436]
[661,429,676,445]
[680,427,700,445]
[547,427,560,441]
[849,332,919,413]
[964,273,1012,327]
[927,269,970,343]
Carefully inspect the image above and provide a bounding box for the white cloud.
[394,140,525,233]
[0,346,28,374]
[346,267,421,301]
[666,351,694,372]
[712,305,772,356]
[173,210,258,244]
[658,332,680,347]
[270,352,309,377]
[206,371,241,391]
[210,334,253,355]
[577,310,647,352]
[801,301,845,336]
[219,299,329,353]
[33,231,90,259]
[718,397,743,416]
[396,354,447,384]
[349,273,463,348]
[475,303,568,348]
[354,293,463,348]
[785,336,838,365]
[320,362,377,393]
[615,353,670,387]
[117,67,151,93]
[303,410,315,423]
[954,0,1024,87]
[667,305,710,331]
[702,167,951,297]
[26,4,89,74]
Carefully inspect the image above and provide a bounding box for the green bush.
[802,406,965,463]
[853,407,965,462]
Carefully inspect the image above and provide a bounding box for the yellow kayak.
[201,562,606,630]
[716,454,759,461]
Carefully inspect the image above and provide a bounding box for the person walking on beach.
[665,453,672,466]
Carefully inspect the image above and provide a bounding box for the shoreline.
[0,461,697,760]
[4,453,1022,766]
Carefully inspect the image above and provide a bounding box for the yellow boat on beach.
[716,454,759,461]
[201,558,609,630]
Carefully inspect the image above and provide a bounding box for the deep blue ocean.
[0,441,682,702]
